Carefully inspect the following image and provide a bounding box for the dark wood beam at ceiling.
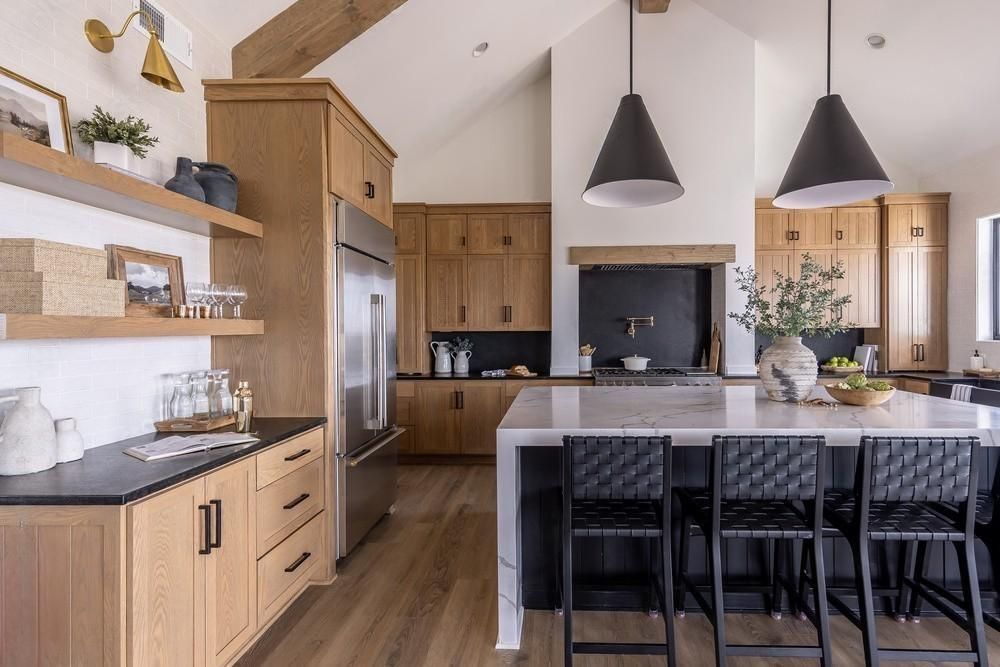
[637,0,671,13]
[232,0,408,78]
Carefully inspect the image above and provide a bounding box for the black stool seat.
[678,490,815,539]
[826,496,966,542]
[932,491,994,528]
[571,499,662,537]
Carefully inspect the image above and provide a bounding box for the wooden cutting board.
[708,323,721,374]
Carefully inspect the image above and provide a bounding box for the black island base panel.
[519,446,1000,616]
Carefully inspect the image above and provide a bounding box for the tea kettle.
[430,341,453,374]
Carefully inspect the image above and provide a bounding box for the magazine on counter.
[125,432,259,462]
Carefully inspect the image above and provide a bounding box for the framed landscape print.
[106,245,185,317]
[0,66,73,154]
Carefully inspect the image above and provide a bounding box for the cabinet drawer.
[257,458,324,556]
[256,428,324,489]
[258,512,323,626]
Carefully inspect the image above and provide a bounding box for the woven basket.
[0,271,125,316]
[825,386,896,407]
[0,239,107,281]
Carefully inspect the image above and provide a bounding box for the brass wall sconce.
[84,11,184,93]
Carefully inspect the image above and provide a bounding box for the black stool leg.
[896,542,917,622]
[852,537,880,667]
[675,514,692,617]
[662,533,678,667]
[771,539,785,619]
[647,537,659,617]
[709,531,727,667]
[811,537,833,667]
[955,539,989,667]
[908,541,930,622]
[563,525,573,665]
[797,540,812,621]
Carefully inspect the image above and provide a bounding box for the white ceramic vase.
[93,141,135,172]
[55,417,84,464]
[452,350,471,375]
[758,336,818,402]
[0,387,57,475]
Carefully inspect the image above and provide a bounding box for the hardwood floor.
[239,465,1000,666]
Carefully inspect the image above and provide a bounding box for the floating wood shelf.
[0,132,263,238]
[0,314,264,341]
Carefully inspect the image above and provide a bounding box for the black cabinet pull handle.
[209,499,222,548]
[283,493,311,510]
[460,305,466,323]
[460,236,466,246]
[284,552,312,573]
[457,390,464,410]
[284,448,311,462]
[836,230,844,241]
[364,181,374,199]
[198,504,212,555]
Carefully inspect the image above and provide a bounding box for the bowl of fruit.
[825,373,896,406]
[820,356,864,375]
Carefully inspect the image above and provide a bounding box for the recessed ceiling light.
[866,33,886,49]
[472,42,489,57]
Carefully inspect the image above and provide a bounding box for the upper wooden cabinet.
[328,109,367,211]
[793,209,837,249]
[836,207,880,248]
[396,254,427,373]
[755,209,793,250]
[394,211,426,254]
[427,214,468,254]
[467,255,507,330]
[507,213,551,254]
[364,147,392,226]
[468,214,507,254]
[886,202,948,247]
[506,254,551,330]
[426,255,468,330]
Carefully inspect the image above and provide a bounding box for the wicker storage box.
[0,272,125,316]
[0,239,107,281]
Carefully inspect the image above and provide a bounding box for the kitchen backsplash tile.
[426,331,551,374]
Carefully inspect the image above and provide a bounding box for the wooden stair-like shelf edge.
[0,314,264,340]
[0,132,263,239]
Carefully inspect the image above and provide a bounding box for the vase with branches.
[75,106,159,172]
[728,254,853,402]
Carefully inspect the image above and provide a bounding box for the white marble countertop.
[497,385,1000,446]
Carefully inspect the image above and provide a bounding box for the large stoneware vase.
[758,336,818,402]
[0,387,57,475]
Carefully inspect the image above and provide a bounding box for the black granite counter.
[397,372,593,381]
[0,417,326,506]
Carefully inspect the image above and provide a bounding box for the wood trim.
[424,202,551,215]
[880,192,951,205]
[0,314,263,340]
[231,0,407,80]
[755,196,881,209]
[637,0,671,11]
[393,203,428,214]
[568,244,736,266]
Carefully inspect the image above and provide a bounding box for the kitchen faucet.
[625,316,655,339]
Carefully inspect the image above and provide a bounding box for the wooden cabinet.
[364,147,392,226]
[426,255,467,330]
[427,214,468,254]
[394,211,426,254]
[836,248,880,327]
[886,203,948,247]
[468,214,507,254]
[328,110,367,211]
[467,255,507,330]
[414,383,462,454]
[793,209,837,249]
[755,208,793,250]
[507,213,551,254]
[396,254,427,373]
[836,207,880,248]
[458,383,506,455]
[506,255,551,330]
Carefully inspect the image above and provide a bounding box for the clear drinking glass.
[208,283,226,318]
[186,282,207,318]
[192,372,210,418]
[171,374,194,419]
[218,369,234,415]
[228,284,248,319]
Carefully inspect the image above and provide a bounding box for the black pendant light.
[773,0,892,209]
[583,0,683,208]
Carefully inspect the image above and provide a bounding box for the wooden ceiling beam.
[637,0,671,13]
[232,0,408,79]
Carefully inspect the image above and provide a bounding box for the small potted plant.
[75,106,159,172]
[729,254,853,402]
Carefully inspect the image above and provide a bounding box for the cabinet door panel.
[415,383,462,454]
[507,214,551,254]
[836,248,880,328]
[794,209,837,249]
[467,256,507,330]
[836,207,880,248]
[394,213,425,254]
[506,254,550,331]
[755,209,793,250]
[917,246,948,369]
[426,256,467,331]
[886,205,918,247]
[328,110,366,209]
[755,251,793,309]
[468,214,507,254]
[426,215,468,254]
[129,478,206,667]
[887,247,918,370]
[915,203,948,246]
[364,148,393,228]
[205,460,256,666]
[459,383,505,455]
[396,254,426,373]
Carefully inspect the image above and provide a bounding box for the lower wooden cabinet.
[413,382,462,454]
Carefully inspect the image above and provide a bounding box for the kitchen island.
[495,385,1000,649]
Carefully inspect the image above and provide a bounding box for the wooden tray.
[154,415,235,432]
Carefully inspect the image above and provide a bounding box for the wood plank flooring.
[238,465,1000,666]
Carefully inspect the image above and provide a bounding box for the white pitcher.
[0,387,57,475]
[452,350,471,375]
[430,341,453,374]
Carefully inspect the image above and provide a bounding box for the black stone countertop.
[397,372,594,381]
[0,417,326,506]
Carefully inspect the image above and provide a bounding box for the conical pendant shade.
[583,94,684,208]
[142,34,184,93]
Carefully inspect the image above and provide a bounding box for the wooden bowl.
[820,364,865,375]
[825,386,896,407]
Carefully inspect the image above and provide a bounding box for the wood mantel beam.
[637,0,671,12]
[232,0,408,78]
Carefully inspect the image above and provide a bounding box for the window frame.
[993,218,1000,340]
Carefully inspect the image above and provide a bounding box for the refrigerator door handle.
[367,294,382,429]
[344,427,405,467]
[374,293,388,428]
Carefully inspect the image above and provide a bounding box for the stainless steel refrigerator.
[333,198,402,557]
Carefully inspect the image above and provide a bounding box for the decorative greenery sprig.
[75,106,159,158]
[728,253,853,338]
[451,336,474,352]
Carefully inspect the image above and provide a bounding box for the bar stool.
[675,435,832,666]
[561,435,676,666]
[820,435,987,666]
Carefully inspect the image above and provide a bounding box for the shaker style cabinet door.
[835,207,880,249]
[363,147,393,228]
[395,254,426,374]
[394,213,425,254]
[426,214,468,254]
[426,256,467,331]
[755,209,794,250]
[328,109,367,209]
[886,246,919,371]
[916,245,948,370]
[467,214,507,254]
[793,209,837,250]
[506,213,551,254]
[467,255,507,331]
[835,248,880,328]
[458,382,506,455]
[414,382,462,454]
[505,254,551,331]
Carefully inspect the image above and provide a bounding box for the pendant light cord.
[629,0,634,95]
[826,0,832,96]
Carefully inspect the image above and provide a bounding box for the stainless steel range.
[593,367,721,386]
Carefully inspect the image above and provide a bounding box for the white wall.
[0,0,231,448]
[393,74,552,203]
[550,0,756,374]
[920,144,1000,371]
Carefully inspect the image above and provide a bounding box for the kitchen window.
[993,218,1000,340]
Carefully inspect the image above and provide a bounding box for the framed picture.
[106,245,185,317]
[0,66,73,154]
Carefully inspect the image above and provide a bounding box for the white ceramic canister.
[0,387,57,475]
[55,418,85,463]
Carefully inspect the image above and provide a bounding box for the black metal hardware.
[836,230,844,241]
[283,493,311,510]
[284,552,312,573]
[460,236,466,246]
[504,305,512,323]
[913,344,919,362]
[919,344,926,362]
[918,226,925,237]
[364,181,374,199]
[787,230,794,241]
[209,499,222,548]
[794,230,801,241]
[198,504,212,555]
[912,226,919,238]
[460,305,466,322]
[370,183,376,199]
[457,391,464,410]
[284,448,311,462]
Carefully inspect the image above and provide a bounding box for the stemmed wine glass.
[226,284,248,319]
[208,283,227,318]
[185,282,207,318]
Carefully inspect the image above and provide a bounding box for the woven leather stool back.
[714,435,823,501]
[864,436,977,503]
[563,435,667,501]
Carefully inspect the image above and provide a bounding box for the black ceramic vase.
[164,157,206,202]
[193,162,238,212]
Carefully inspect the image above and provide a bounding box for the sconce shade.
[142,34,184,93]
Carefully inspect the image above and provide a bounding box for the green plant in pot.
[75,106,159,172]
[729,254,853,402]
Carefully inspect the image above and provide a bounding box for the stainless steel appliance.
[333,199,402,557]
[592,367,721,387]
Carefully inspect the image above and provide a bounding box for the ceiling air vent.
[132,0,193,70]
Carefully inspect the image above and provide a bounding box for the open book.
[125,432,259,462]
